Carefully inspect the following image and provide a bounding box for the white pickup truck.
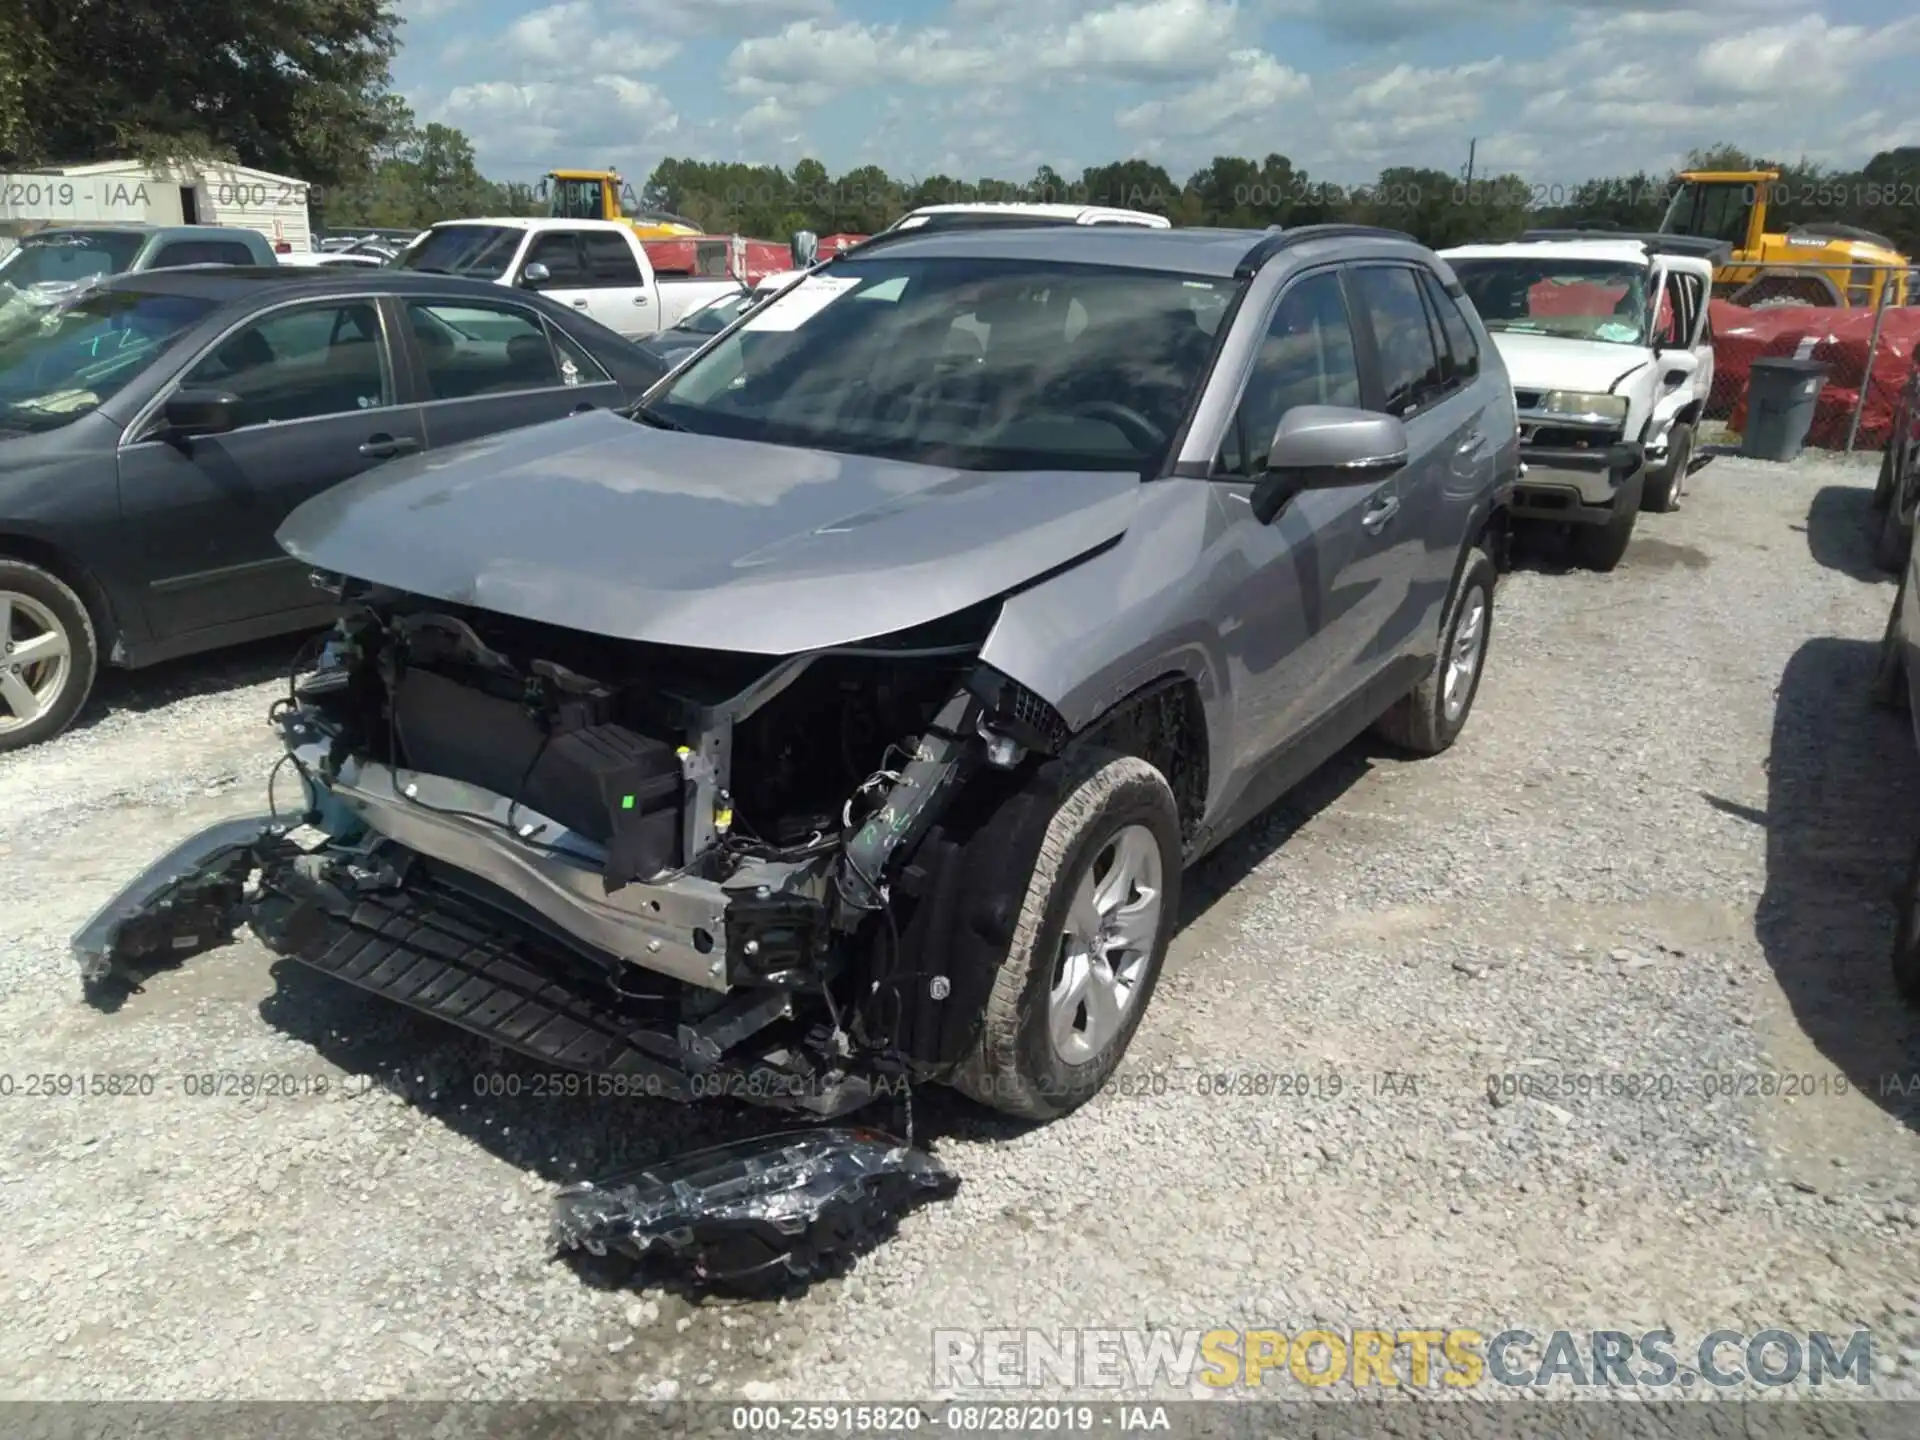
[392,217,743,340]
[1438,235,1718,570]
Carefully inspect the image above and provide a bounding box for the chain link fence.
[1702,261,1920,452]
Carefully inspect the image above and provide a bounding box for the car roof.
[896,203,1171,227]
[427,217,629,232]
[836,223,1431,279]
[96,268,531,302]
[26,224,267,241]
[1441,239,1655,266]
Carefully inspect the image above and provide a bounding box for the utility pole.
[1462,138,1477,189]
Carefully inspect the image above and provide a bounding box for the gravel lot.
[2,450,1919,1404]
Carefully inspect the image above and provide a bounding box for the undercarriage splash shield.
[551,1127,958,1293]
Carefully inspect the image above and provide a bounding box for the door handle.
[571,299,589,309]
[633,295,649,305]
[358,434,419,459]
[1360,495,1400,534]
[570,402,595,415]
[1456,433,1485,455]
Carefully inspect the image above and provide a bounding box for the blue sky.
[392,0,1920,193]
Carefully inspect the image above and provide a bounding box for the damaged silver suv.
[77,223,1516,1122]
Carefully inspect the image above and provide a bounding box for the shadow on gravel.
[61,631,317,738]
[1729,636,1920,1131]
[1803,484,1893,583]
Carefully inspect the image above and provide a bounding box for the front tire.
[949,750,1182,1120]
[1373,544,1495,756]
[1571,470,1644,572]
[1642,423,1693,513]
[0,560,98,753]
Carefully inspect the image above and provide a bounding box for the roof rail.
[1517,228,1732,266]
[1234,223,1417,277]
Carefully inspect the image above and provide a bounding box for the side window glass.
[154,241,255,268]
[549,324,613,386]
[581,232,642,285]
[1418,269,1479,385]
[1214,271,1362,477]
[180,303,388,426]
[405,300,565,400]
[527,232,586,284]
[1353,265,1444,418]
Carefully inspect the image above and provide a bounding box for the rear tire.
[1891,834,1920,1007]
[0,559,98,753]
[1873,445,1896,512]
[1873,569,1910,712]
[1571,470,1643,572]
[1873,487,1911,574]
[1641,424,1692,513]
[949,750,1182,1121]
[1372,545,1495,756]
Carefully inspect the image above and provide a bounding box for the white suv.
[1440,236,1716,570]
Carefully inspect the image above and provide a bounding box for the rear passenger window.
[1352,265,1445,417]
[406,300,566,399]
[1417,269,1479,386]
[1216,271,1361,476]
[581,232,642,284]
[153,240,257,268]
[179,302,388,426]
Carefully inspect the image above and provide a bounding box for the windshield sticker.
[743,274,862,332]
[1595,321,1640,342]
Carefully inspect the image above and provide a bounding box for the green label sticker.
[621,794,635,809]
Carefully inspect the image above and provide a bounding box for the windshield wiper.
[623,401,686,431]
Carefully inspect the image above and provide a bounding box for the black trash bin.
[1741,357,1830,462]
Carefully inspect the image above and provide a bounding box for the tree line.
[3,9,1916,254]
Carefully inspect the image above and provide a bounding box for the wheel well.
[0,534,118,655]
[1072,676,1208,845]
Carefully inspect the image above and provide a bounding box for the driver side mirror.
[520,262,551,289]
[1250,406,1409,524]
[163,389,240,439]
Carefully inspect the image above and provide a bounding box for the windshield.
[0,287,216,434]
[676,292,756,336]
[1451,259,1651,346]
[0,232,147,290]
[548,178,604,221]
[1658,181,1753,247]
[648,257,1238,472]
[394,225,524,280]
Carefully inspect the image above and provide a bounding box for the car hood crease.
[276,411,1143,654]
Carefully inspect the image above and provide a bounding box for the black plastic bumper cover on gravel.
[551,1127,959,1293]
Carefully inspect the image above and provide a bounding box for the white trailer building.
[0,159,313,256]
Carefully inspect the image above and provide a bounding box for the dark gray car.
[0,268,667,749]
[78,223,1517,1125]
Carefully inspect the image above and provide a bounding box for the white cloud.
[500,2,680,78]
[1117,50,1309,138]
[431,76,681,172]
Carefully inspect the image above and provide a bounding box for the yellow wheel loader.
[539,168,703,239]
[1658,169,1910,308]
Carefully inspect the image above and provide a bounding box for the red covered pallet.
[1710,301,1920,449]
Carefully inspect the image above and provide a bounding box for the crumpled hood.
[1488,331,1650,395]
[277,410,1142,654]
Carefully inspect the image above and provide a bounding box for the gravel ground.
[2,449,1919,1405]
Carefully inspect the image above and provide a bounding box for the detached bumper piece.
[72,815,292,994]
[551,1127,958,1295]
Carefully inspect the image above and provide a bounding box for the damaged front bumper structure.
[74,590,1066,1117]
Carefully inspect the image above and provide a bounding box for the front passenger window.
[1353,265,1445,418]
[1214,271,1361,476]
[178,303,389,426]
